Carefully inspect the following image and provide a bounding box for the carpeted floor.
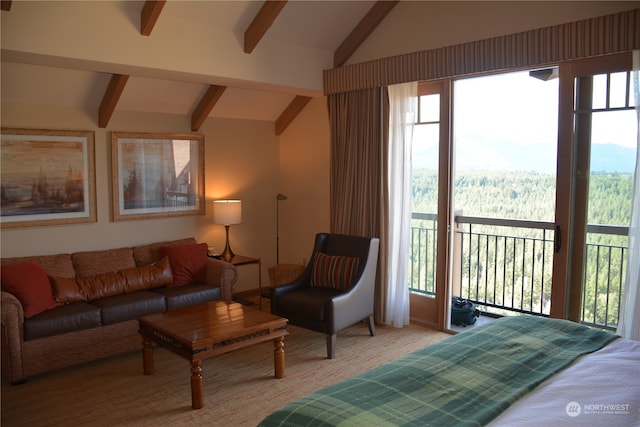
[1,312,448,427]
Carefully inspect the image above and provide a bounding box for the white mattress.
[489,337,640,426]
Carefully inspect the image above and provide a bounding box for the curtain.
[385,82,417,328]
[327,87,390,323]
[617,50,640,341]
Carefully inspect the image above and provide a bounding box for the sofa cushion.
[50,257,174,303]
[160,243,208,287]
[132,237,197,267]
[1,262,60,318]
[91,291,166,325]
[72,247,136,278]
[24,302,101,341]
[311,252,360,291]
[152,283,222,311]
[1,253,75,278]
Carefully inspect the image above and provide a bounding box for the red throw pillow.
[160,243,208,287]
[1,262,60,318]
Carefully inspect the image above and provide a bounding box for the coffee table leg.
[191,360,204,410]
[142,337,154,375]
[274,336,285,379]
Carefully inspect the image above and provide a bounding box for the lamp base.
[221,247,234,262]
[221,225,235,262]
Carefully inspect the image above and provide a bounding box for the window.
[410,86,441,296]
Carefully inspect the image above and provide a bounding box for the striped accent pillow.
[311,252,360,291]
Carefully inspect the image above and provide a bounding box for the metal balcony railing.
[453,216,555,318]
[409,213,628,331]
[409,212,438,295]
[581,224,628,330]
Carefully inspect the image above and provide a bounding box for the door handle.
[555,225,561,253]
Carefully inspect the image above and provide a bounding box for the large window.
[453,70,558,221]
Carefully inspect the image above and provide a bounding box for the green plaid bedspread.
[259,316,617,427]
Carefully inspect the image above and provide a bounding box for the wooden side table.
[212,254,263,308]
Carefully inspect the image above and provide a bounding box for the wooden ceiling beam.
[98,74,129,128]
[191,85,227,131]
[244,1,287,54]
[334,0,398,67]
[1,1,12,11]
[141,0,166,36]
[275,96,311,136]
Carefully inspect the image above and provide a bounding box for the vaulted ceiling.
[1,1,399,134]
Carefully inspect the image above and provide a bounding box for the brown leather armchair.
[270,233,380,359]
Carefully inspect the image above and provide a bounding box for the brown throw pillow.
[120,256,173,293]
[310,253,360,291]
[49,276,85,304]
[50,256,174,303]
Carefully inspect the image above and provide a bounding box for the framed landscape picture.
[1,128,96,229]
[111,131,205,221]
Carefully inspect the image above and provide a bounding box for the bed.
[259,316,640,426]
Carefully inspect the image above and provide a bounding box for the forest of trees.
[412,170,633,226]
[410,169,634,329]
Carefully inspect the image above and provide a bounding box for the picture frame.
[1,128,97,229]
[111,131,205,221]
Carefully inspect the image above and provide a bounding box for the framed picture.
[111,131,205,221]
[1,128,96,229]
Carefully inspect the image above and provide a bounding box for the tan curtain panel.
[324,8,640,94]
[327,87,389,323]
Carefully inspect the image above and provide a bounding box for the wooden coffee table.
[137,300,288,409]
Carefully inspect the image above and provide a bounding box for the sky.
[412,69,638,174]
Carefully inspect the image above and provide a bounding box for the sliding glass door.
[409,80,451,329]
[552,52,636,330]
[450,70,559,324]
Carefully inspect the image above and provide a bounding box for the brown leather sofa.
[1,237,237,384]
[270,233,380,359]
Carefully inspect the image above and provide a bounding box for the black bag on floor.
[451,298,480,326]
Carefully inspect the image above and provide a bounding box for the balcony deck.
[449,311,497,333]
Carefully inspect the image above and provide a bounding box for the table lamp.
[213,199,242,262]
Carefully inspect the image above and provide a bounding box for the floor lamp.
[270,193,304,293]
[276,193,287,264]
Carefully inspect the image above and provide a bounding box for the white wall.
[277,97,331,267]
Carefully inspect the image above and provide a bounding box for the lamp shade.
[213,200,242,225]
